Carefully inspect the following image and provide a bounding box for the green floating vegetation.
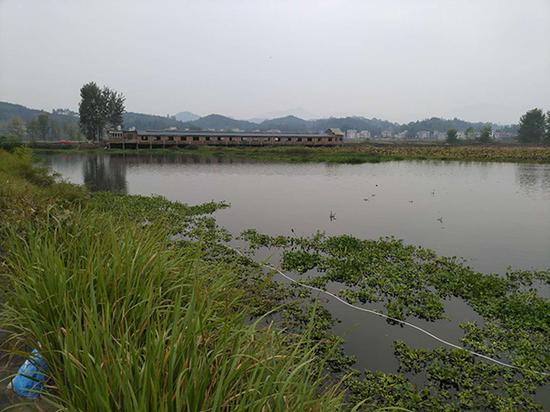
[241,229,550,411]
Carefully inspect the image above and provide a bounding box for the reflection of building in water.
[83,154,127,193]
[516,163,550,194]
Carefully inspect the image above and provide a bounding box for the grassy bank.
[38,142,550,164]
[0,148,344,410]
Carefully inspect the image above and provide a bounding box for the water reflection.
[83,154,127,193]
[516,163,550,196]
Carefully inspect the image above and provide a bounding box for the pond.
[41,152,550,405]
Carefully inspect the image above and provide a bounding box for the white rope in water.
[229,246,549,377]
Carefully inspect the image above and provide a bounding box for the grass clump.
[0,148,88,230]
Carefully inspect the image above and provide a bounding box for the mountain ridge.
[0,101,516,137]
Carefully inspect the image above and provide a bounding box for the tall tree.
[50,118,62,140]
[37,113,49,139]
[518,108,545,144]
[79,82,104,141]
[27,118,40,141]
[446,129,458,144]
[465,127,476,140]
[62,121,82,140]
[545,111,550,144]
[478,125,492,143]
[7,117,26,140]
[79,82,125,141]
[105,89,125,130]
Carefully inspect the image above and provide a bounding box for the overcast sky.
[1,0,549,124]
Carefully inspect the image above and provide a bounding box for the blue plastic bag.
[10,349,48,399]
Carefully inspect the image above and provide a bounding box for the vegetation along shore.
[1,147,549,410]
[28,142,550,164]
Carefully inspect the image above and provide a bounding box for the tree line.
[445,108,550,145]
[2,113,83,142]
[446,125,493,144]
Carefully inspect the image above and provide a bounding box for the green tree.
[79,82,125,141]
[518,108,545,144]
[27,118,40,141]
[545,111,550,144]
[105,89,125,130]
[7,116,26,140]
[37,113,50,139]
[479,125,492,143]
[79,82,104,141]
[446,128,458,144]
[465,127,476,140]
[50,118,62,140]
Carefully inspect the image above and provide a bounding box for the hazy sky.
[1,0,549,124]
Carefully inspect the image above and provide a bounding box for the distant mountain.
[180,114,399,135]
[184,114,258,131]
[258,116,310,132]
[248,117,267,124]
[398,117,490,137]
[0,101,47,122]
[310,116,399,135]
[123,112,186,130]
[174,111,200,122]
[0,101,517,138]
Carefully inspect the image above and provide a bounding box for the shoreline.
[31,142,550,164]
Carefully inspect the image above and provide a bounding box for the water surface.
[45,152,550,274]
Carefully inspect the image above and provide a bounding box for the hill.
[174,111,200,122]
[184,114,258,131]
[258,116,310,132]
[122,112,186,130]
[399,117,490,137]
[1,101,517,138]
[0,101,47,122]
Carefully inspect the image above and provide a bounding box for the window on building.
[141,136,148,141]
[193,136,199,141]
[298,138,302,142]
[168,136,174,141]
[205,136,210,141]
[307,138,312,142]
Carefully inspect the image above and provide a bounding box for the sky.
[1,0,549,124]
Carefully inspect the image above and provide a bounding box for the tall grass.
[1,207,343,411]
[0,149,87,234]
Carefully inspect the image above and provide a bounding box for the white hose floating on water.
[229,246,549,377]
